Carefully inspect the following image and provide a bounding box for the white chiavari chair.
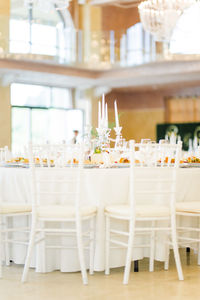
[0,204,31,275]
[0,146,8,163]
[105,140,183,284]
[22,143,97,285]
[0,145,31,277]
[176,195,200,265]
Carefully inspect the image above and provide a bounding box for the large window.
[11,83,83,154]
[9,19,58,56]
[9,2,76,62]
[170,3,200,54]
[125,23,155,66]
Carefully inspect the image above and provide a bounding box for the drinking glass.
[141,139,151,144]
[159,139,169,144]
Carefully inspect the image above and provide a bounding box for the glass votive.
[141,139,151,144]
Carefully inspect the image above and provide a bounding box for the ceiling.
[90,0,141,7]
[11,0,62,25]
[1,57,200,93]
[11,0,141,24]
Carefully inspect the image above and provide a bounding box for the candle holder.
[84,124,92,138]
[96,127,111,151]
[114,127,122,149]
[83,124,93,158]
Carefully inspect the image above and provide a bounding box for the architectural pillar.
[76,4,102,128]
[0,0,11,148]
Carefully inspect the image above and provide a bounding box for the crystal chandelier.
[138,0,196,42]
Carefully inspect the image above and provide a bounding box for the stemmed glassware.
[139,139,153,166]
[141,139,151,144]
[96,127,111,151]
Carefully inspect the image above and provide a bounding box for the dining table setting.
[0,95,200,279]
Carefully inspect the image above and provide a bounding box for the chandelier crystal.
[138,0,196,42]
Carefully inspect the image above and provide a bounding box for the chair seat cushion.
[37,205,97,219]
[0,203,32,214]
[176,201,200,214]
[105,204,170,218]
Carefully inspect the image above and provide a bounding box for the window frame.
[11,83,84,151]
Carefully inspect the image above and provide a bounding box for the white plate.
[110,163,130,168]
[180,163,200,168]
[1,163,23,168]
[84,164,99,169]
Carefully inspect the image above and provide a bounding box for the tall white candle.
[102,94,105,125]
[98,101,101,128]
[114,100,119,128]
[86,100,90,125]
[105,103,108,128]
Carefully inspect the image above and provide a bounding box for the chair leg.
[41,221,46,273]
[105,215,110,275]
[21,218,37,283]
[164,242,170,270]
[76,219,88,285]
[164,226,170,270]
[5,216,10,266]
[123,220,135,285]
[89,217,95,275]
[171,215,184,281]
[0,215,2,278]
[198,245,200,266]
[134,260,139,272]
[149,221,155,272]
[197,218,200,265]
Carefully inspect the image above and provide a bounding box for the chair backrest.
[0,146,8,162]
[28,143,84,218]
[129,140,182,217]
[29,143,82,167]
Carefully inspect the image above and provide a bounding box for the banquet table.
[0,166,199,273]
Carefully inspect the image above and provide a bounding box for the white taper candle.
[102,94,105,125]
[98,101,101,128]
[114,100,119,128]
[105,103,108,128]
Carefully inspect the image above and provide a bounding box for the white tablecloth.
[0,167,199,272]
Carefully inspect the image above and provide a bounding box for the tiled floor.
[1,249,200,300]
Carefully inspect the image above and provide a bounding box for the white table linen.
[0,167,199,272]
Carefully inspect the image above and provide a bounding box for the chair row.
[0,141,200,285]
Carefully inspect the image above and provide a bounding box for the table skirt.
[0,167,199,272]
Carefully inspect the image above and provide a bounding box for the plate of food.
[180,163,200,168]
[110,163,130,168]
[1,162,24,168]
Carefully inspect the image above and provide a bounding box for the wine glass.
[159,139,169,144]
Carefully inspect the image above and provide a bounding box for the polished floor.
[1,250,200,300]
